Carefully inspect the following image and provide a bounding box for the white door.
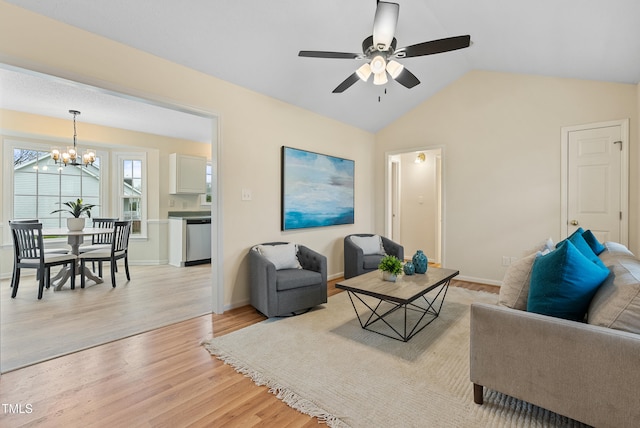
[563,120,628,243]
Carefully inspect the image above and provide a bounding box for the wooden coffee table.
[336,267,459,342]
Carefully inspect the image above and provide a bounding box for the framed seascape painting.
[281,146,355,230]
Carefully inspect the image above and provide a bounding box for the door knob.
[570,220,579,226]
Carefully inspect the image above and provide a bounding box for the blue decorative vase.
[412,250,428,274]
[403,261,415,276]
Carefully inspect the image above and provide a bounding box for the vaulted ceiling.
[3,0,640,138]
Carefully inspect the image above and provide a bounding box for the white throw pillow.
[255,243,302,270]
[498,252,538,310]
[351,235,385,256]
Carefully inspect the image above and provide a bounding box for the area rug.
[203,287,587,427]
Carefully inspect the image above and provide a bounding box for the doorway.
[386,147,443,264]
[0,64,222,372]
[561,119,629,244]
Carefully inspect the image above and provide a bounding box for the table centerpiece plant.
[378,254,403,282]
[51,198,98,231]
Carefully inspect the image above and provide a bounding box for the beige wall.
[376,70,638,284]
[0,2,375,309]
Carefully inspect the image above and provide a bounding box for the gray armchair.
[249,242,327,317]
[344,234,404,279]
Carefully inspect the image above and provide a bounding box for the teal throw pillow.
[528,240,610,321]
[557,228,606,270]
[582,229,606,255]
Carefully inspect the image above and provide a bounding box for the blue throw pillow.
[557,228,606,270]
[528,240,610,321]
[582,229,606,255]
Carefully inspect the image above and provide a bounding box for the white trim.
[211,116,224,314]
[560,119,629,244]
[455,275,503,287]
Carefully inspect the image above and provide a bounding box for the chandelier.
[51,110,95,167]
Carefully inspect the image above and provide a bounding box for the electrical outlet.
[510,257,518,265]
[241,189,252,201]
[502,256,511,266]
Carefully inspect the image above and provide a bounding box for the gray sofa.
[249,242,327,317]
[344,234,404,279]
[470,241,640,428]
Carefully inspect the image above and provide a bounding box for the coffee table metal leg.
[345,280,452,342]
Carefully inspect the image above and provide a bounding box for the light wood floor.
[0,277,498,427]
[1,263,212,371]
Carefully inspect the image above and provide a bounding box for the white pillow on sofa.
[498,238,553,310]
[255,243,302,270]
[498,252,538,310]
[588,255,640,334]
[351,235,386,256]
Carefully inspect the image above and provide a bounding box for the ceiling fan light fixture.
[356,63,372,81]
[373,1,399,51]
[386,60,404,79]
[370,55,387,75]
[373,71,388,86]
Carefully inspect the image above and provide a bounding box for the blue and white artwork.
[282,147,354,230]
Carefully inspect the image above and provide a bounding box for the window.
[12,145,103,228]
[115,152,146,237]
[200,162,212,206]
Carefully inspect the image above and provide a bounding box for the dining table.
[42,227,114,291]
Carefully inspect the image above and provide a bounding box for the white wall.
[376,70,638,285]
[0,3,375,309]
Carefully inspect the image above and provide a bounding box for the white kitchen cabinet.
[168,218,186,267]
[169,153,206,194]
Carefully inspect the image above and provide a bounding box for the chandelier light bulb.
[51,109,94,167]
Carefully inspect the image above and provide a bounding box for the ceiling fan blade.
[393,67,420,89]
[396,35,471,58]
[298,51,362,59]
[372,1,399,51]
[332,72,360,93]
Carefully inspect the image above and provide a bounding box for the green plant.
[51,198,97,218]
[378,255,402,276]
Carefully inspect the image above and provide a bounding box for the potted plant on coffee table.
[378,255,403,282]
[51,198,97,231]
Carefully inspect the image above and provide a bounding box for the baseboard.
[129,260,168,266]
[455,275,502,287]
[225,298,250,312]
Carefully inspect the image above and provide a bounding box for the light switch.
[242,189,252,201]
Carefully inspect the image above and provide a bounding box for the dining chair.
[9,219,70,254]
[10,221,78,299]
[8,219,70,289]
[79,217,118,272]
[79,220,132,288]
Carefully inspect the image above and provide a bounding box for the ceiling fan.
[298,1,471,93]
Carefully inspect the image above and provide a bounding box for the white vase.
[382,271,397,282]
[67,217,86,231]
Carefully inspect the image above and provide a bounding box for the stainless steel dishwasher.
[185,217,211,266]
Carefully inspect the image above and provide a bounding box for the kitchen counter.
[168,211,211,220]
